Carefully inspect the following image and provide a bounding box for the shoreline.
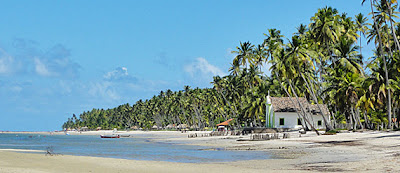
[1,130,400,172]
[0,150,294,173]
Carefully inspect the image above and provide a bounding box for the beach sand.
[1,130,400,172]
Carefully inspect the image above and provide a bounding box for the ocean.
[0,133,270,163]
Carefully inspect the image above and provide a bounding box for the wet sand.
[1,130,400,172]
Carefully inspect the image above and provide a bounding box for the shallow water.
[0,133,270,163]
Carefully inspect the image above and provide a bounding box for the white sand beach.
[1,130,400,172]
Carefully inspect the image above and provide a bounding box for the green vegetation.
[63,1,400,132]
[323,130,338,135]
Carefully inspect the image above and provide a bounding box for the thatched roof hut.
[166,124,175,129]
[130,126,138,130]
[177,124,188,129]
[190,125,199,129]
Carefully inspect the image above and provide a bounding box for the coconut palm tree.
[252,44,267,69]
[355,13,369,56]
[309,6,341,67]
[362,0,393,129]
[332,36,364,74]
[232,41,254,68]
[268,41,321,134]
[264,29,284,60]
[285,35,334,131]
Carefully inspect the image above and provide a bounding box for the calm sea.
[0,133,270,163]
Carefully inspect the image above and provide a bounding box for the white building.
[267,97,329,130]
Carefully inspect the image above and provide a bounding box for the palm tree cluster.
[62,83,278,130]
[63,2,400,131]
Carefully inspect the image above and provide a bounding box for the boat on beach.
[100,135,120,138]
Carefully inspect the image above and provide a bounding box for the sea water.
[0,133,270,163]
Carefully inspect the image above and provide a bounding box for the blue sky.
[0,0,372,131]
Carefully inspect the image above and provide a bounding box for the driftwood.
[45,146,62,156]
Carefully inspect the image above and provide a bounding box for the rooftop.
[270,97,329,115]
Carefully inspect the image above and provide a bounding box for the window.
[279,118,285,126]
[297,118,302,125]
[318,120,322,126]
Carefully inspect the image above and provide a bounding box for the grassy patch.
[323,130,338,135]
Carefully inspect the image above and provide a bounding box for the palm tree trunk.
[217,90,237,118]
[193,105,202,130]
[385,0,400,52]
[216,89,241,129]
[299,71,333,131]
[209,113,215,129]
[280,81,308,131]
[356,108,363,130]
[351,108,357,130]
[363,111,371,129]
[369,0,392,129]
[180,106,189,125]
[287,78,320,135]
[330,110,336,128]
[384,19,395,129]
[216,106,228,121]
[274,72,309,132]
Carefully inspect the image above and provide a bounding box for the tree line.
[63,1,400,132]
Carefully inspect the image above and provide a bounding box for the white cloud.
[88,82,120,101]
[0,49,15,75]
[34,57,52,76]
[1,40,81,78]
[104,67,128,79]
[58,80,72,94]
[103,67,137,82]
[184,57,226,77]
[183,57,227,88]
[38,44,80,78]
[10,85,22,93]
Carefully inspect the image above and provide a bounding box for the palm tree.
[339,13,359,43]
[362,0,393,129]
[286,35,333,131]
[295,24,308,36]
[373,0,399,53]
[268,42,320,134]
[309,6,341,67]
[355,13,369,57]
[212,76,239,123]
[231,41,254,68]
[229,58,241,76]
[264,28,284,60]
[252,44,267,69]
[332,36,364,74]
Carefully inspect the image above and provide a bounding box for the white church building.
[265,96,329,130]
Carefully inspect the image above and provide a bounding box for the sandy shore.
[1,130,400,172]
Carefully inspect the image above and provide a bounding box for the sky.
[0,0,373,131]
